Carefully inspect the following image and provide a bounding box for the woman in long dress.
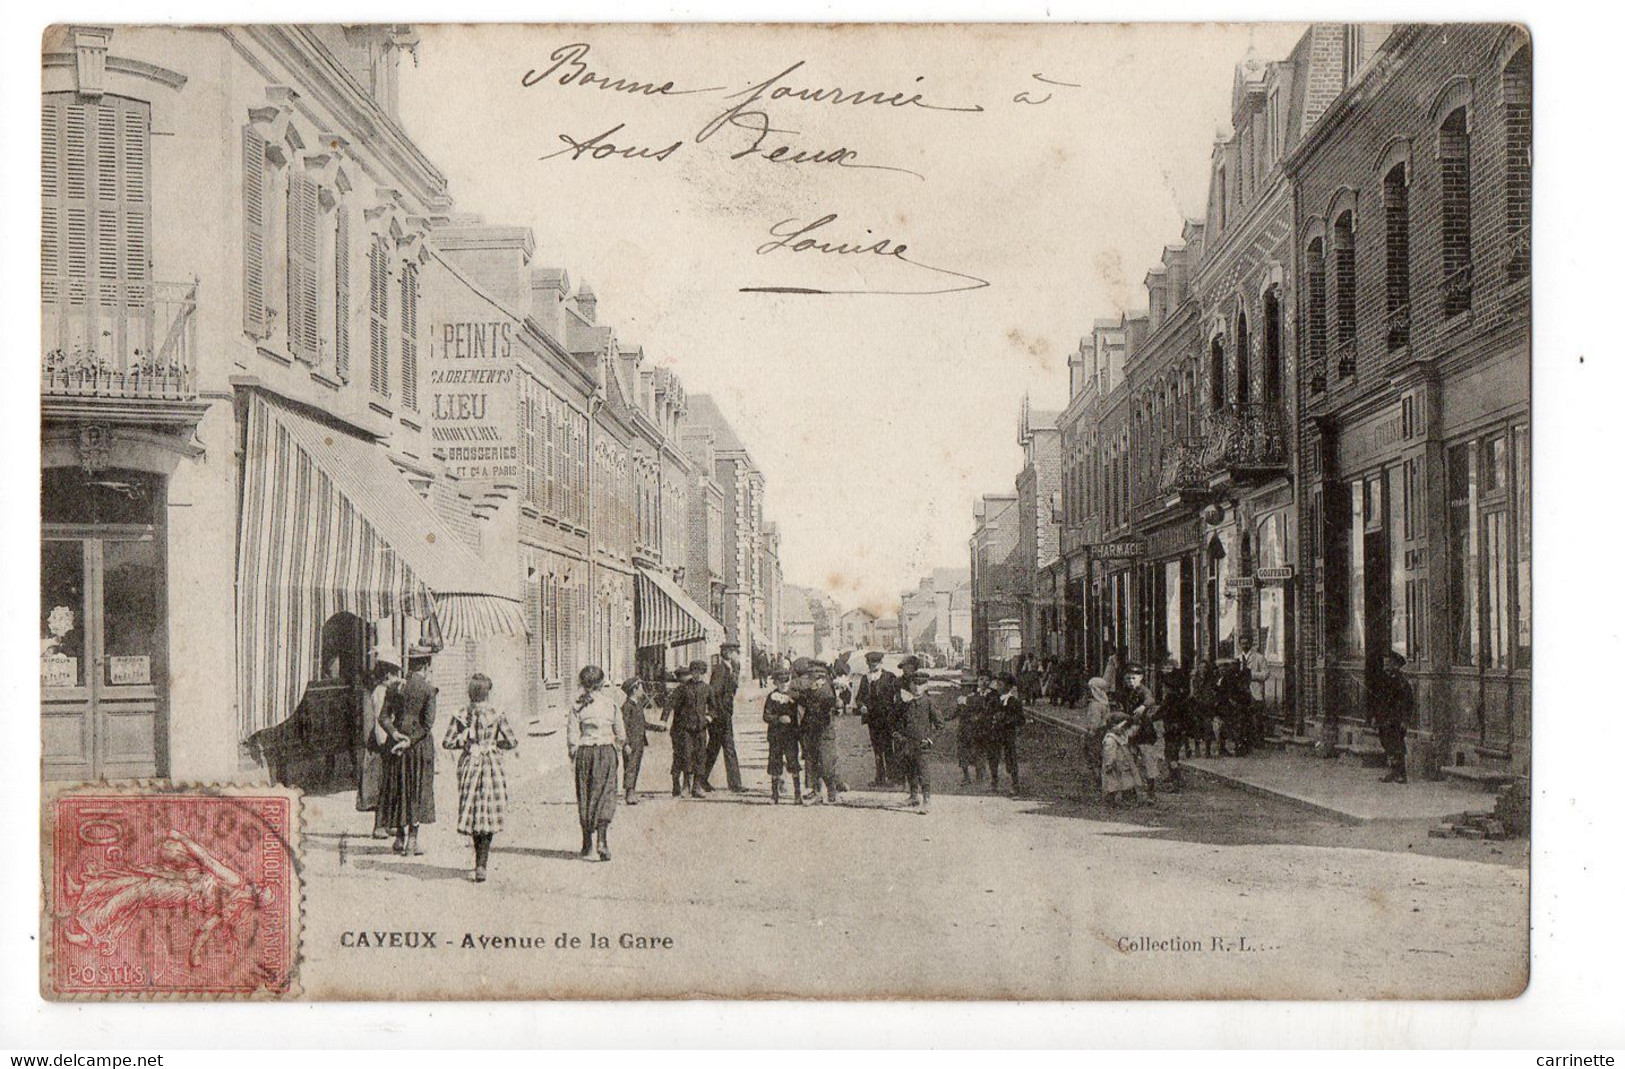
[356,660,400,833]
[567,665,626,862]
[442,672,517,883]
[375,656,438,855]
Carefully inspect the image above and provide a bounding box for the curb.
[1022,703,1369,825]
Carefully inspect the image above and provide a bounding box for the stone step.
[1336,742,1389,768]
[1441,765,1519,792]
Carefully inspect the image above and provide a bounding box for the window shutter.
[369,237,390,396]
[399,261,419,410]
[42,98,61,308]
[120,101,150,314]
[64,103,90,314]
[242,126,268,337]
[286,169,319,363]
[333,204,350,381]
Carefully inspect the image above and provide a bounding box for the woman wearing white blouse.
[567,665,627,861]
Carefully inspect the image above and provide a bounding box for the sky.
[396,22,1308,616]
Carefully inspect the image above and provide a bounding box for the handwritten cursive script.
[522,43,724,97]
[743,214,989,296]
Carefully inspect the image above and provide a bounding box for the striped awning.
[635,565,726,649]
[236,391,524,737]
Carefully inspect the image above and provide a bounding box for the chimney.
[529,267,570,345]
[576,282,597,324]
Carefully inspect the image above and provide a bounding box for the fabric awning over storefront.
[237,391,525,737]
[635,565,726,649]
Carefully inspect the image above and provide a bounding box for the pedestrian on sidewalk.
[620,677,663,806]
[356,659,400,835]
[854,650,898,786]
[1369,650,1414,784]
[1189,657,1218,758]
[988,672,1026,796]
[1217,659,1253,756]
[763,667,804,804]
[568,665,626,861]
[441,673,517,883]
[1158,660,1190,790]
[661,661,713,798]
[894,657,940,811]
[1102,716,1143,807]
[1241,637,1269,747]
[375,648,438,857]
[701,643,744,793]
[1080,676,1113,795]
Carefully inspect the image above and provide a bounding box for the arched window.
[1503,46,1532,281]
[1235,311,1251,405]
[1305,237,1327,392]
[1383,163,1411,349]
[1332,211,1357,376]
[1209,336,1226,411]
[1440,106,1473,317]
[1263,287,1283,403]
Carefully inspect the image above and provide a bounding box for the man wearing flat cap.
[988,671,1027,795]
[854,650,899,787]
[702,643,745,792]
[662,659,714,797]
[1369,649,1415,784]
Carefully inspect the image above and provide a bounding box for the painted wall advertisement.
[430,320,519,483]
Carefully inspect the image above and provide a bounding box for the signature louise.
[744,214,988,297]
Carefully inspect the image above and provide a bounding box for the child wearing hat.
[763,666,804,804]
[1101,715,1144,807]
[620,677,665,806]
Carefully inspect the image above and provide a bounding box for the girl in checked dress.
[442,673,517,883]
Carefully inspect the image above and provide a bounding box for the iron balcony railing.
[1198,402,1289,476]
[1386,302,1411,352]
[1157,438,1209,496]
[42,279,198,401]
[1442,261,1474,318]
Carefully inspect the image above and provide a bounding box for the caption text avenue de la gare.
[337,930,675,951]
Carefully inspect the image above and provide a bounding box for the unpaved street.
[298,688,1528,1000]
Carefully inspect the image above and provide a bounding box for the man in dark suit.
[661,661,713,798]
[854,651,898,786]
[893,656,941,812]
[1370,650,1415,784]
[988,671,1026,796]
[701,643,744,792]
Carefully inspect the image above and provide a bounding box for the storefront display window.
[1449,442,1479,666]
[1164,559,1182,664]
[1255,512,1286,661]
[1347,481,1365,657]
[1514,425,1532,667]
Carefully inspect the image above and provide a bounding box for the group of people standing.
[358,651,520,882]
[942,671,1028,795]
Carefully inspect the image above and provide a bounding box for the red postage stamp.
[44,785,302,999]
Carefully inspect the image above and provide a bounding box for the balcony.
[1442,262,1474,319]
[1334,337,1357,380]
[43,281,199,416]
[1386,302,1411,352]
[1196,402,1289,486]
[1505,225,1530,282]
[1157,439,1210,500]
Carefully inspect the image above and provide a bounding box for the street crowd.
[352,637,1415,882]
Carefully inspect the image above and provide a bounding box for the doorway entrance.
[41,468,167,781]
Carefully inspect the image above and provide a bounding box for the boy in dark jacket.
[763,667,804,803]
[989,672,1026,795]
[661,661,714,798]
[620,677,664,805]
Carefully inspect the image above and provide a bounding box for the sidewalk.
[1024,700,1495,825]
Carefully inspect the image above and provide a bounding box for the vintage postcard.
[38,21,1531,1000]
